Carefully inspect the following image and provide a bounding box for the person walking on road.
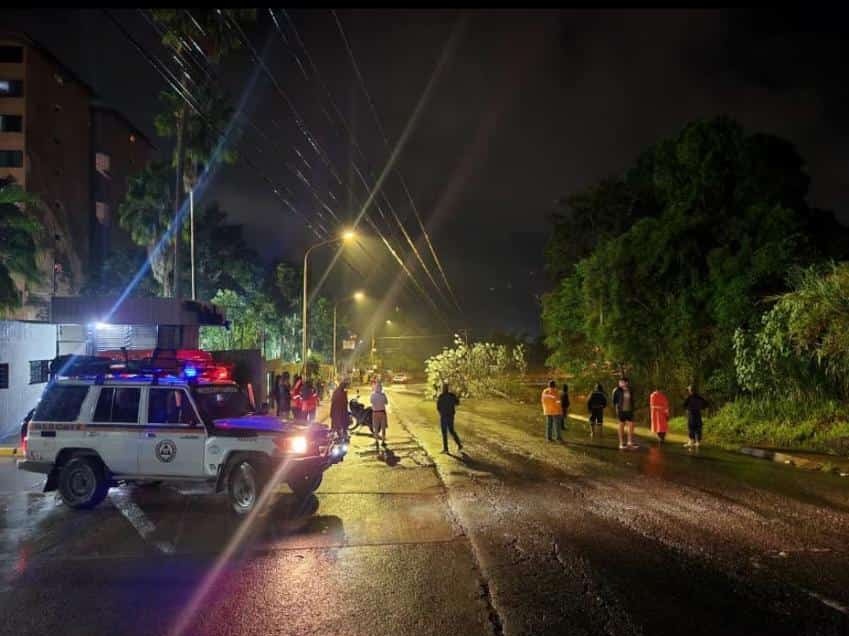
[683,385,709,449]
[541,380,563,442]
[371,381,389,449]
[560,383,570,433]
[276,371,291,418]
[330,378,350,446]
[612,377,637,450]
[437,383,463,454]
[649,386,670,443]
[587,383,607,438]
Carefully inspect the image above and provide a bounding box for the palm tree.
[150,9,256,298]
[118,162,174,297]
[0,178,43,314]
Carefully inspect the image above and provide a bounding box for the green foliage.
[80,248,158,298]
[734,263,849,398]
[668,396,849,453]
[542,117,846,402]
[118,162,174,296]
[0,179,44,313]
[424,336,527,399]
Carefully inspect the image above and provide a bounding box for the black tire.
[348,413,361,433]
[227,458,266,517]
[58,456,109,509]
[287,472,322,499]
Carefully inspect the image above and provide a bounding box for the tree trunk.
[172,104,188,299]
[148,240,173,298]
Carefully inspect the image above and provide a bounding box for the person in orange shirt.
[649,387,670,443]
[541,380,563,442]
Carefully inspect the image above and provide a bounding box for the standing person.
[587,383,607,438]
[370,381,389,449]
[649,386,670,443]
[330,377,350,444]
[683,385,709,448]
[612,377,637,450]
[291,374,303,420]
[301,379,318,421]
[437,383,463,454]
[276,371,292,418]
[560,383,571,433]
[541,380,563,442]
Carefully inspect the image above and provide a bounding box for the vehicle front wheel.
[288,472,322,499]
[227,459,266,517]
[59,456,109,509]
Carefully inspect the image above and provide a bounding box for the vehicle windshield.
[192,384,253,422]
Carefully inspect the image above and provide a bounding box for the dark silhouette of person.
[437,383,463,454]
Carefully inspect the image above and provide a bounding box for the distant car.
[391,373,409,384]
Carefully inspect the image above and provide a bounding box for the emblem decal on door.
[155,439,177,463]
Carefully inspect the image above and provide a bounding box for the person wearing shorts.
[370,382,389,448]
[683,385,709,449]
[586,383,607,438]
[612,377,637,449]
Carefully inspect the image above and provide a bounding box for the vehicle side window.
[148,389,198,426]
[33,385,88,422]
[93,387,141,423]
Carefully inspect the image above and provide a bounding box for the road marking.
[109,492,175,555]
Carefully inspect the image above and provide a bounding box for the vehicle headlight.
[289,436,308,454]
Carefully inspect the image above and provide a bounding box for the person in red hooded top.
[649,386,670,443]
[301,379,319,421]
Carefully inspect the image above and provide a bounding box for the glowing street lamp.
[333,290,366,375]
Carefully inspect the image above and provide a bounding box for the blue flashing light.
[184,366,198,379]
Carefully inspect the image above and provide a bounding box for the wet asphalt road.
[1,384,848,635]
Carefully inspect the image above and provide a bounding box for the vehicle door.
[90,386,142,474]
[138,387,206,477]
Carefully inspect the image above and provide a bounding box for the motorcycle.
[347,394,373,434]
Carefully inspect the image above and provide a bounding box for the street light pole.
[332,291,365,377]
[301,231,356,375]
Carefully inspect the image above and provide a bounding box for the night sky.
[4,9,848,337]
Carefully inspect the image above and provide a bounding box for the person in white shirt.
[370,382,389,448]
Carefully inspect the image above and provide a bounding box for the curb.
[740,446,849,476]
[0,446,20,457]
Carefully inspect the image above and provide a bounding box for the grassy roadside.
[515,386,849,456]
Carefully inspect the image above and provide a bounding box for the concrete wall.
[0,320,56,439]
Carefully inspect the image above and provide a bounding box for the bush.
[669,395,849,453]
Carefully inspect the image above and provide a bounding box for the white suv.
[18,357,346,516]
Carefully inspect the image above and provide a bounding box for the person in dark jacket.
[330,378,350,445]
[586,383,607,438]
[683,385,709,448]
[437,383,463,454]
[612,377,637,450]
[276,371,291,418]
[560,384,570,431]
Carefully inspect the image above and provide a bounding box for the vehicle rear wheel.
[288,472,322,499]
[227,459,266,517]
[59,456,109,509]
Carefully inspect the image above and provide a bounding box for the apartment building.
[0,31,153,320]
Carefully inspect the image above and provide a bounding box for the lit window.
[129,134,136,143]
[0,114,22,132]
[0,80,23,97]
[0,150,23,167]
[95,152,111,175]
[95,202,109,223]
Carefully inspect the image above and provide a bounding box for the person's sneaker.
[619,444,626,450]
[683,442,693,448]
[694,442,700,448]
